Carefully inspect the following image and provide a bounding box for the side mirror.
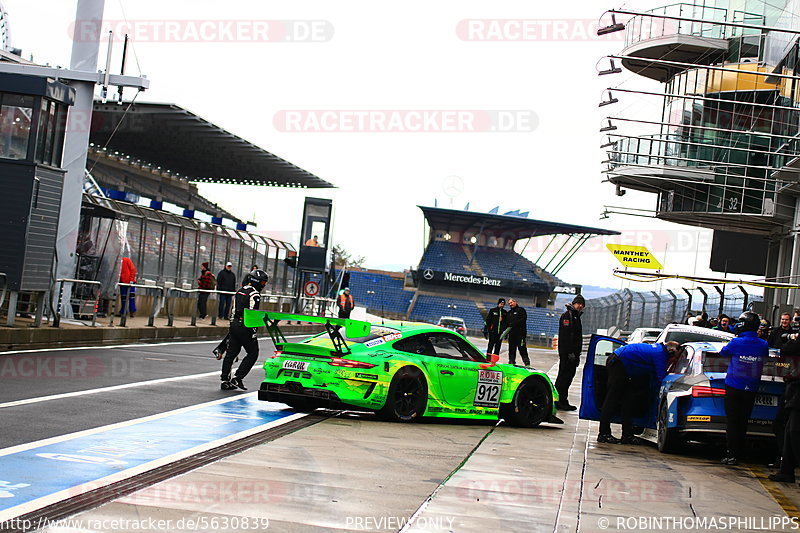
[480,353,500,368]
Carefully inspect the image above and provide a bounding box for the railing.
[623,3,764,48]
[53,278,102,328]
[112,283,165,327]
[165,288,299,326]
[298,296,337,317]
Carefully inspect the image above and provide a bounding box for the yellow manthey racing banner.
[606,244,663,270]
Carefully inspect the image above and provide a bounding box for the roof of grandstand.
[419,206,620,241]
[91,102,334,188]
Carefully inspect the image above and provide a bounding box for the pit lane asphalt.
[6,339,799,532]
[0,338,297,448]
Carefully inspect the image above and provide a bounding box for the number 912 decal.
[474,370,502,407]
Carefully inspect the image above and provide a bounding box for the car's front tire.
[657,400,683,453]
[378,366,428,422]
[502,378,552,428]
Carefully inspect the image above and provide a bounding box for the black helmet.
[734,311,760,333]
[249,269,269,287]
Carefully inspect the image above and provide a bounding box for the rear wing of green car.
[243,310,371,355]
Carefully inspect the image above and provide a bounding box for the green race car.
[244,310,561,427]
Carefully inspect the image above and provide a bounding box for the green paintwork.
[257,315,559,422]
[243,309,371,338]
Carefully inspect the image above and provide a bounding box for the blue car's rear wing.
[243,310,371,355]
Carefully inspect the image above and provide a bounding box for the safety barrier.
[53,278,102,328]
[112,283,165,327]
[298,296,337,317]
[165,288,299,327]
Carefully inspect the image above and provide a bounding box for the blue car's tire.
[657,400,683,453]
[503,378,551,428]
[378,366,428,422]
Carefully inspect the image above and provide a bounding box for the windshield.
[664,330,733,345]
[439,319,464,326]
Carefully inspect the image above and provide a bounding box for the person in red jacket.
[119,257,137,317]
[197,262,216,319]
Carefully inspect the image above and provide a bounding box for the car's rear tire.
[503,378,552,428]
[657,400,683,454]
[378,366,428,422]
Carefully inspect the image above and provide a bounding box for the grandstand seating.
[337,266,562,339]
[418,241,555,291]
[483,302,560,338]
[410,294,484,330]
[418,241,471,274]
[343,270,412,315]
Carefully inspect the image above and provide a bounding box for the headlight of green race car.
[244,310,560,427]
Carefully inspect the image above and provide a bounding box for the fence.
[582,286,763,333]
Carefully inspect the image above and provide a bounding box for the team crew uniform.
[598,342,672,444]
[220,270,268,390]
[555,295,584,410]
[506,303,530,366]
[719,312,769,465]
[484,299,507,355]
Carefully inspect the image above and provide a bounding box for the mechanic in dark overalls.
[220,269,269,391]
[769,335,800,482]
[483,298,507,356]
[597,341,681,444]
[719,311,769,465]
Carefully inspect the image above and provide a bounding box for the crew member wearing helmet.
[221,269,269,391]
[719,311,769,465]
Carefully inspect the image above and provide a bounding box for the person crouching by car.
[597,340,682,445]
[484,298,507,356]
[719,311,769,466]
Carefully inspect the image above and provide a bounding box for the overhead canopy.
[90,102,334,188]
[419,206,620,241]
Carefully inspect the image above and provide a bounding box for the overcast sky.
[6,0,742,293]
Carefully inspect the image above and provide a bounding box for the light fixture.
[599,91,618,107]
[600,120,617,133]
[599,59,622,76]
[597,14,625,36]
[601,140,616,148]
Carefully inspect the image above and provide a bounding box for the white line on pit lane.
[0,334,310,355]
[0,335,309,409]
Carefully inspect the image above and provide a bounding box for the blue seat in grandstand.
[339,270,413,315]
[410,294,485,330]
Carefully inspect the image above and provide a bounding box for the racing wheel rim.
[516,379,550,425]
[394,374,425,417]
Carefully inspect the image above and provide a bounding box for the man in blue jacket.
[598,340,682,444]
[719,311,769,465]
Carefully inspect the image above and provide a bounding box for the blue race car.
[580,331,795,453]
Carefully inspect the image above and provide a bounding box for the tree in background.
[332,244,366,269]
